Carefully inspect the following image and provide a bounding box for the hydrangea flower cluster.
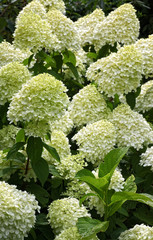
[0,61,31,105]
[0,41,31,68]
[109,168,125,192]
[68,84,111,128]
[86,45,143,97]
[47,197,90,234]
[55,227,99,240]
[7,73,69,124]
[75,9,105,47]
[0,125,19,150]
[140,147,153,171]
[73,119,116,165]
[50,111,73,135]
[119,224,153,240]
[110,104,153,150]
[134,36,153,78]
[38,0,66,13]
[24,120,50,138]
[47,9,80,51]
[135,80,153,113]
[13,11,59,52]
[0,181,40,240]
[94,4,140,51]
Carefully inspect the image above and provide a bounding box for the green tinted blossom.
[50,111,73,135]
[73,120,116,165]
[86,45,143,97]
[16,0,46,24]
[140,147,153,171]
[0,181,40,240]
[119,224,153,240]
[109,168,125,192]
[135,80,153,113]
[47,9,80,51]
[0,125,19,150]
[55,227,99,240]
[68,85,111,128]
[94,4,140,51]
[48,197,90,234]
[0,62,31,105]
[24,120,50,138]
[75,9,105,47]
[7,73,69,124]
[38,0,66,13]
[13,11,59,52]
[110,104,153,150]
[0,41,31,68]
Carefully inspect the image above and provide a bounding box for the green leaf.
[26,136,43,164]
[16,129,25,143]
[77,217,109,238]
[7,142,25,159]
[63,49,76,66]
[27,184,49,206]
[47,69,62,80]
[43,142,60,162]
[126,91,136,110]
[79,193,99,206]
[98,147,129,179]
[66,62,79,79]
[76,169,96,179]
[123,175,137,192]
[53,54,63,70]
[49,165,61,177]
[31,157,49,186]
[36,213,49,226]
[8,152,26,163]
[107,201,125,218]
[87,52,97,60]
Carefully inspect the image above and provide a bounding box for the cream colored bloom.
[140,146,153,171]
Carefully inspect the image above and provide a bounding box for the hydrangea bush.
[1,1,153,239]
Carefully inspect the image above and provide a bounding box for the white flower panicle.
[109,168,125,192]
[110,104,153,150]
[38,0,66,13]
[68,84,111,128]
[13,11,59,52]
[140,147,153,171]
[47,197,90,234]
[72,120,116,165]
[134,36,153,78]
[7,73,69,124]
[86,45,143,97]
[0,41,31,68]
[0,61,31,105]
[50,111,73,135]
[135,80,153,113]
[94,4,140,51]
[24,120,50,138]
[47,9,80,51]
[75,9,105,47]
[119,224,153,240]
[16,0,47,24]
[0,125,19,150]
[54,227,99,240]
[0,181,40,240]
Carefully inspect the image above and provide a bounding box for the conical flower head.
[7,73,69,124]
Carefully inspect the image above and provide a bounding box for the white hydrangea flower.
[72,120,116,165]
[68,84,111,128]
[119,224,153,240]
[135,80,153,113]
[38,0,66,13]
[13,11,60,52]
[134,36,153,78]
[43,130,71,165]
[75,9,105,47]
[110,104,153,150]
[109,168,125,192]
[47,197,90,234]
[50,111,73,135]
[0,181,40,240]
[16,0,47,24]
[0,125,20,150]
[0,62,31,105]
[7,73,69,124]
[140,147,153,171]
[47,9,80,51]
[55,227,99,240]
[0,41,31,68]
[24,120,50,138]
[56,154,86,180]
[94,4,140,51]
[86,45,143,97]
